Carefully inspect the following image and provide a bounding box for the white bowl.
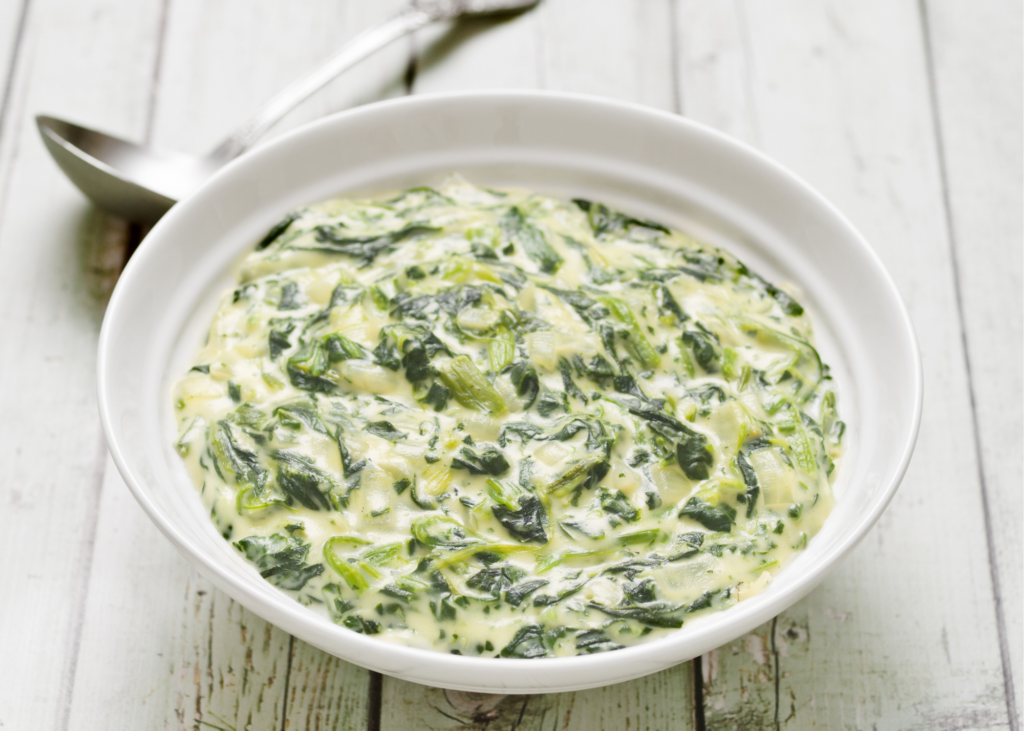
[98,91,921,693]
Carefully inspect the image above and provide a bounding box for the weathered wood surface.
[677,1,1020,728]
[0,0,1017,729]
[923,0,1022,722]
[0,0,158,729]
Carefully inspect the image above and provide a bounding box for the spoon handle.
[208,8,433,161]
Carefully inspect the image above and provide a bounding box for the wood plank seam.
[54,432,109,731]
[917,2,1020,729]
[279,634,295,731]
[692,655,706,731]
[145,0,173,145]
[668,2,706,720]
[0,0,29,152]
[667,0,683,117]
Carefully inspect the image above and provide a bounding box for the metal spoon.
[37,0,539,224]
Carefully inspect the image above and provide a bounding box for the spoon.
[37,0,539,224]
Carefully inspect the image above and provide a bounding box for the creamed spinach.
[173,179,844,657]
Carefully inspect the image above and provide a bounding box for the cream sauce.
[173,179,844,658]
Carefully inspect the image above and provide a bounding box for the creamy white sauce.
[173,179,844,658]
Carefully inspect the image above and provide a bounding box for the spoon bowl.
[38,115,220,222]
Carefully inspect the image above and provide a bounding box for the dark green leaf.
[278,280,303,310]
[256,211,300,250]
[364,421,406,442]
[572,199,670,237]
[505,579,549,607]
[676,429,714,481]
[312,223,439,266]
[509,361,540,408]
[680,497,736,532]
[598,487,640,523]
[451,445,510,476]
[324,332,367,362]
[342,615,382,634]
[269,330,291,360]
[575,629,623,654]
[234,533,323,590]
[418,381,450,412]
[681,329,719,373]
[500,625,550,658]
[466,565,525,599]
[736,451,760,518]
[492,494,549,544]
[499,207,563,273]
[273,449,341,511]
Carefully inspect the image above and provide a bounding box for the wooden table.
[1,1,1019,728]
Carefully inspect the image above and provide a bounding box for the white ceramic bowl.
[98,91,921,693]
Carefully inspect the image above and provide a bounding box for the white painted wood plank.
[924,0,1022,722]
[0,0,29,124]
[414,0,677,113]
[67,465,372,730]
[676,0,1013,726]
[67,461,293,730]
[383,4,695,725]
[152,0,411,155]
[0,0,164,728]
[65,3,405,728]
[380,664,696,731]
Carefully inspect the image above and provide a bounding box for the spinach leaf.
[273,400,328,434]
[575,629,623,654]
[324,332,367,362]
[613,374,664,409]
[509,361,540,408]
[342,615,382,634]
[278,280,303,310]
[676,429,714,481]
[268,330,291,359]
[466,565,526,599]
[418,382,450,412]
[559,358,588,403]
[598,487,640,523]
[272,449,342,511]
[738,264,805,316]
[311,223,439,266]
[234,533,324,590]
[572,353,616,380]
[680,496,736,532]
[500,625,550,658]
[335,431,367,477]
[492,494,549,544]
[287,339,335,393]
[735,451,760,518]
[542,455,610,501]
[678,251,724,281]
[451,445,511,476]
[681,328,719,373]
[623,578,658,604]
[499,207,563,274]
[255,211,300,250]
[364,421,406,442]
[505,579,549,607]
[536,390,567,417]
[497,422,544,447]
[211,421,267,491]
[392,285,483,321]
[587,602,684,629]
[572,199,670,237]
[658,284,687,324]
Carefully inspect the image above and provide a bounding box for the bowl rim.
[97,89,923,692]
